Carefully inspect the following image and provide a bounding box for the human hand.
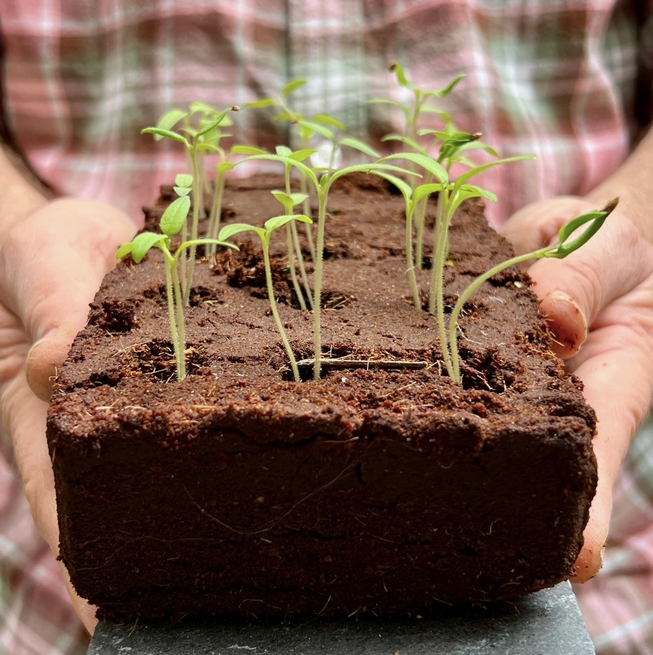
[0,198,137,632]
[501,196,653,582]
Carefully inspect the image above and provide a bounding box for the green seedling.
[247,79,347,260]
[116,175,236,381]
[142,104,237,305]
[218,214,313,383]
[371,65,464,171]
[237,150,417,381]
[448,199,617,384]
[380,150,534,376]
[206,144,268,257]
[271,159,313,310]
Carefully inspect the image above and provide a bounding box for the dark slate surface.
[88,583,595,654]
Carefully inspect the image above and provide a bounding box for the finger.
[525,213,653,357]
[569,320,653,581]
[0,198,137,400]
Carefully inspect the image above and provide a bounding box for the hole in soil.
[88,298,139,332]
[142,284,223,308]
[212,241,310,309]
[88,340,211,386]
[457,348,518,392]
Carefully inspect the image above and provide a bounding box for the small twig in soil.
[296,358,428,371]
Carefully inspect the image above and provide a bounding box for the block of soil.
[47,173,597,621]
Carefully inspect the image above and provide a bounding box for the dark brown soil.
[48,173,597,622]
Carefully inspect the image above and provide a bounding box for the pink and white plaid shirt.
[1,1,652,653]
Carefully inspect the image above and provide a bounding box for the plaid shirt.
[1,1,652,653]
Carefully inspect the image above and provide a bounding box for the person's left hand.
[501,196,653,582]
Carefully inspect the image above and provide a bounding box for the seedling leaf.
[160,196,191,237]
[265,214,312,233]
[142,127,189,146]
[119,232,167,263]
[282,79,307,96]
[217,161,235,173]
[313,114,346,130]
[413,182,444,205]
[428,73,466,98]
[380,152,448,184]
[218,223,265,241]
[196,107,234,139]
[381,133,427,155]
[230,145,267,155]
[389,63,412,89]
[338,137,380,158]
[276,145,293,157]
[550,198,617,258]
[245,98,276,109]
[452,155,535,192]
[297,120,335,141]
[289,148,317,162]
[174,187,192,197]
[156,109,188,133]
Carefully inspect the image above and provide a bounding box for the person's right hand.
[0,197,137,632]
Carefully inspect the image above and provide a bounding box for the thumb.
[1,198,137,400]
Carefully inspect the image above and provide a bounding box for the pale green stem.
[429,188,454,378]
[286,224,307,310]
[312,191,328,381]
[414,171,433,269]
[172,258,186,380]
[183,147,203,306]
[292,220,313,309]
[207,171,226,256]
[263,241,300,382]
[283,167,313,309]
[449,246,551,384]
[163,254,182,381]
[300,174,316,261]
[405,202,421,309]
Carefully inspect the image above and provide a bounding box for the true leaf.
[217,161,235,173]
[175,173,193,188]
[173,187,192,197]
[160,196,191,237]
[276,145,293,157]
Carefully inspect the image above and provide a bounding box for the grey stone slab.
[88,582,595,655]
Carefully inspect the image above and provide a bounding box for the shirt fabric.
[0,1,652,653]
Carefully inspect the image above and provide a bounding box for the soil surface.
[48,173,597,621]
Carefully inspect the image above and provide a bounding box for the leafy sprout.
[116,177,236,381]
[448,199,617,383]
[218,214,313,383]
[235,150,417,381]
[246,79,348,260]
[142,104,238,305]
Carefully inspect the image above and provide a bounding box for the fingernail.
[542,291,588,357]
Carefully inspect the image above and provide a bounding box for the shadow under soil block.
[47,173,597,622]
